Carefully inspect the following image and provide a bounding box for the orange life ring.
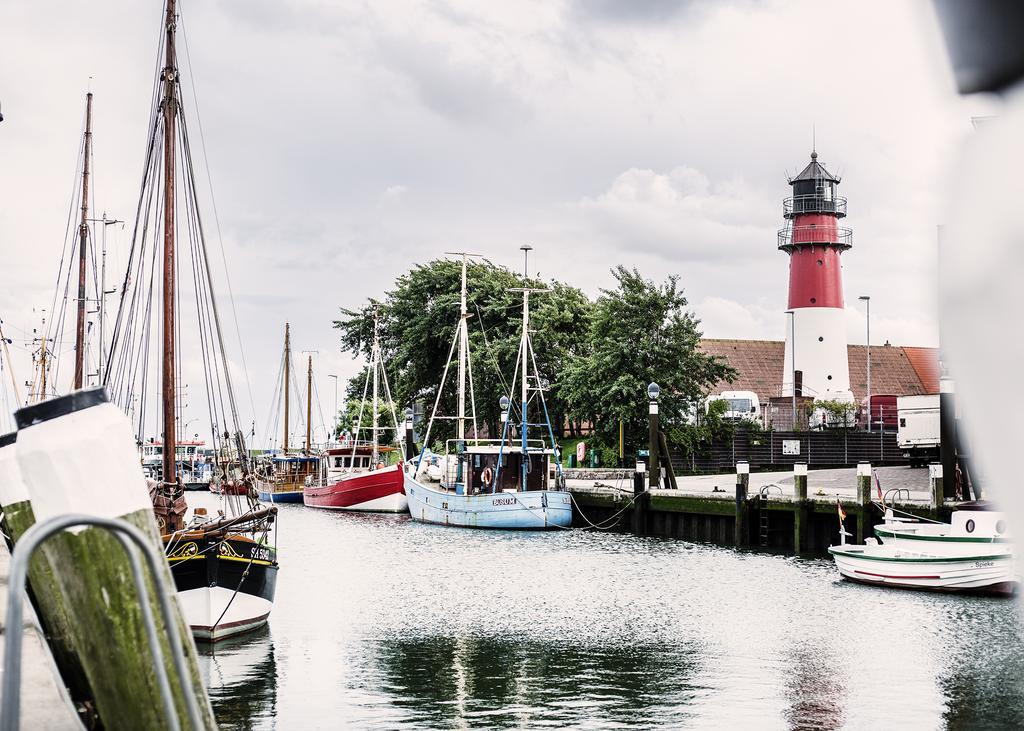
[481,467,494,487]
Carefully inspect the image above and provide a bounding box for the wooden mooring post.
[793,462,809,553]
[856,461,873,543]
[929,463,943,513]
[632,462,648,535]
[735,461,749,547]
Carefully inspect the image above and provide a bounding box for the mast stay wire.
[178,4,259,436]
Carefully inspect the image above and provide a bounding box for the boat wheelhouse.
[256,454,320,503]
[874,502,1012,555]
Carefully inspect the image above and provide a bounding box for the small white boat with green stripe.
[829,502,1018,595]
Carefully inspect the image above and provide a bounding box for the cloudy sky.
[0,0,997,441]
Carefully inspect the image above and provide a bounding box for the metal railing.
[783,194,847,218]
[777,224,853,250]
[1,514,203,731]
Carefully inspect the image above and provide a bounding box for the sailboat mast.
[519,244,532,490]
[305,354,312,455]
[39,337,48,401]
[520,290,529,489]
[372,312,380,465]
[283,322,290,453]
[456,255,467,442]
[73,92,93,390]
[161,0,178,486]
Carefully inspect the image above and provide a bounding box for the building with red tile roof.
[699,338,939,404]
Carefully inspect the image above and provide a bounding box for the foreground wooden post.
[793,462,808,553]
[856,461,872,544]
[0,431,94,711]
[14,389,216,730]
[735,461,749,547]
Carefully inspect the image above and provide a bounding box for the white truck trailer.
[897,394,940,467]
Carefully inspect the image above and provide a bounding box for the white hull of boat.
[177,585,274,642]
[829,545,1018,595]
[404,474,572,529]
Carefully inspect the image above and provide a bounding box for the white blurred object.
[15,390,152,525]
[940,84,1024,522]
[0,432,29,508]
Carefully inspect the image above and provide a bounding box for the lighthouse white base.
[782,306,852,400]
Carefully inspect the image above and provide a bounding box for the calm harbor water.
[190,494,1024,730]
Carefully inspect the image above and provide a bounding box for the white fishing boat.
[404,251,572,530]
[829,501,1018,595]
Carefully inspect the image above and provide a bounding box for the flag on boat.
[874,470,885,508]
[837,497,847,522]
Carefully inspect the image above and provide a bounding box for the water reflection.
[185,492,1024,729]
[938,598,1024,729]
[371,635,704,728]
[196,626,277,730]
[782,643,847,730]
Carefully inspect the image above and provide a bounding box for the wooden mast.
[283,322,290,453]
[73,92,93,390]
[305,354,312,455]
[161,0,178,490]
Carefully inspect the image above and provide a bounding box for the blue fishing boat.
[404,250,572,530]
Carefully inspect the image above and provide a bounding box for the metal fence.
[671,427,904,475]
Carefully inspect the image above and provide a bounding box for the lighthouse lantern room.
[779,151,854,404]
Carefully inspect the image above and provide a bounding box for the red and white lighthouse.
[779,151,854,402]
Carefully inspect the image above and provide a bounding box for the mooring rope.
[506,488,651,532]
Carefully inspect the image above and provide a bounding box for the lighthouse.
[779,151,854,403]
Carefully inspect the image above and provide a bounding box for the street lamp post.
[647,382,661,489]
[328,374,338,441]
[859,296,871,432]
[404,406,415,461]
[785,310,796,429]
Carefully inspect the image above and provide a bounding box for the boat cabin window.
[466,452,547,493]
[333,455,371,469]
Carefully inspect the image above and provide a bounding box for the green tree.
[561,266,734,457]
[334,259,590,448]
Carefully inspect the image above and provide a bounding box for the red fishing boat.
[304,445,407,511]
[303,311,410,513]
